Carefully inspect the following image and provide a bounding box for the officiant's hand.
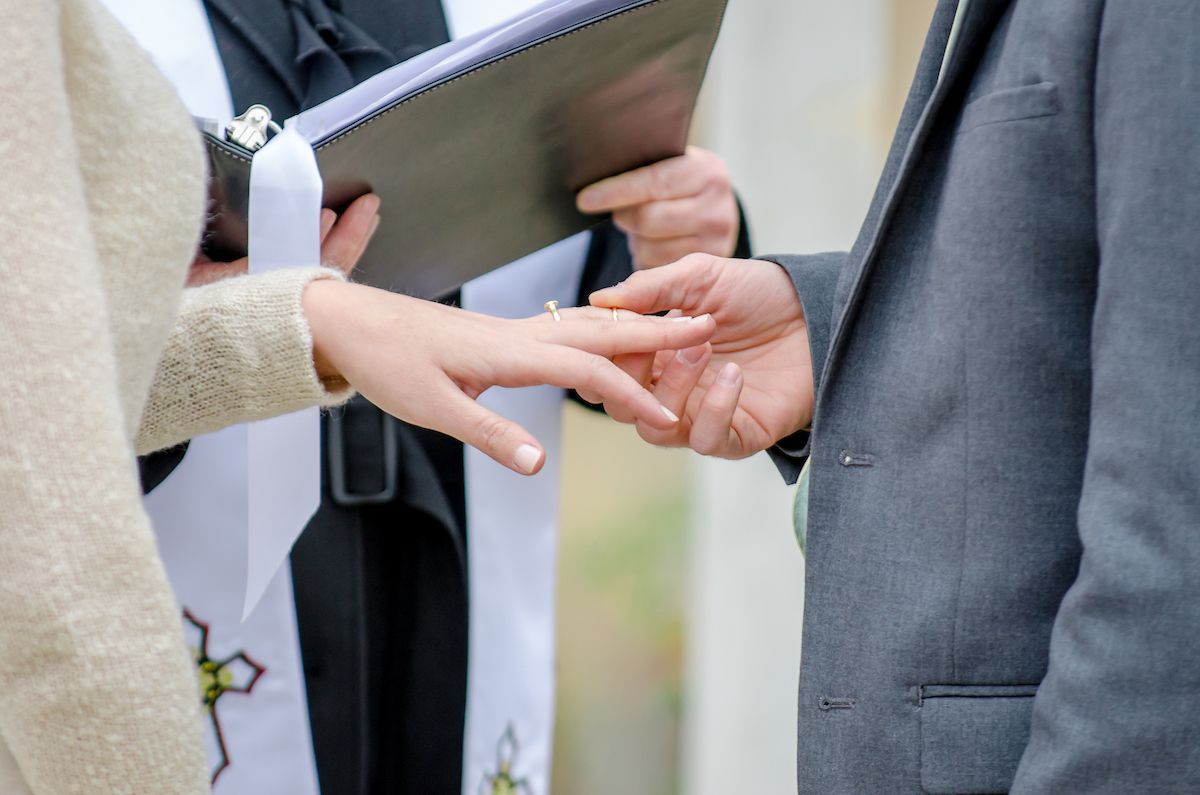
[576,147,739,269]
[302,280,716,475]
[588,255,813,459]
[186,193,381,287]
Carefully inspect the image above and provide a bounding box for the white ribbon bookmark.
[244,126,325,620]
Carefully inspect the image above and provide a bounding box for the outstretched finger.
[588,253,718,316]
[688,362,743,458]
[437,390,546,475]
[531,307,714,357]
[514,345,680,431]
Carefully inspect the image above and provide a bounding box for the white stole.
[441,3,590,791]
[460,234,589,795]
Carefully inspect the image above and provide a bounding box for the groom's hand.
[588,254,814,459]
[576,147,739,269]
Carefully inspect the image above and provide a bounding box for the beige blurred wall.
[681,1,936,793]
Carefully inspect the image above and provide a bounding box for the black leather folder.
[201,0,728,298]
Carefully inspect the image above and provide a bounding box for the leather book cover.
[202,0,728,298]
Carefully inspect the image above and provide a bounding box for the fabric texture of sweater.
[0,0,351,791]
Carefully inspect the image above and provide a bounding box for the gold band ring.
[544,300,561,322]
[612,307,620,321]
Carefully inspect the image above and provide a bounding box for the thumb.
[589,253,715,315]
[440,392,546,475]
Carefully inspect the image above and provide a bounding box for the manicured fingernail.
[691,314,711,324]
[662,406,680,423]
[514,444,542,474]
[677,345,706,365]
[717,362,740,386]
[672,316,695,322]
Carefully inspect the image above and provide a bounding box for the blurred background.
[551,1,938,793]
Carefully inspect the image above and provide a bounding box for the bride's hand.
[302,280,716,475]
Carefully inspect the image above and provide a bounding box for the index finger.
[588,254,718,315]
[576,153,708,213]
[530,306,714,357]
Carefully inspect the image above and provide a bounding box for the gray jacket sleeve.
[755,252,846,484]
[1011,2,1200,791]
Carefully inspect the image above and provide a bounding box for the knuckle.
[632,238,656,267]
[581,354,612,390]
[647,165,674,200]
[692,435,721,456]
[605,403,637,424]
[636,423,670,446]
[698,149,730,182]
[476,414,512,452]
[611,212,636,236]
[636,202,661,230]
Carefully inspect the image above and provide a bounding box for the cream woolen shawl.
[0,0,352,792]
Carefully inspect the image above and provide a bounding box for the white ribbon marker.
[244,125,325,620]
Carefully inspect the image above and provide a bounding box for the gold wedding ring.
[544,300,561,322]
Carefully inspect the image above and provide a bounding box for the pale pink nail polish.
[717,362,740,386]
[513,444,542,474]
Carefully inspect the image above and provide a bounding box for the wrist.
[302,278,353,382]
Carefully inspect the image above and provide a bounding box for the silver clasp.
[224,104,283,153]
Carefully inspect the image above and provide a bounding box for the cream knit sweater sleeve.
[0,2,209,792]
[136,267,355,455]
[0,2,356,792]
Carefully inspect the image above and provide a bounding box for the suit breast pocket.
[958,82,1059,134]
[919,684,1038,794]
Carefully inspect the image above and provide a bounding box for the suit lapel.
[817,0,1015,408]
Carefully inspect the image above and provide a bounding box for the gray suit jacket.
[765,1,1200,792]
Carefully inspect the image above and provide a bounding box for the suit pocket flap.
[920,684,1037,794]
[959,82,1059,133]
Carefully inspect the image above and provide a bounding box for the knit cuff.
[137,267,355,454]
